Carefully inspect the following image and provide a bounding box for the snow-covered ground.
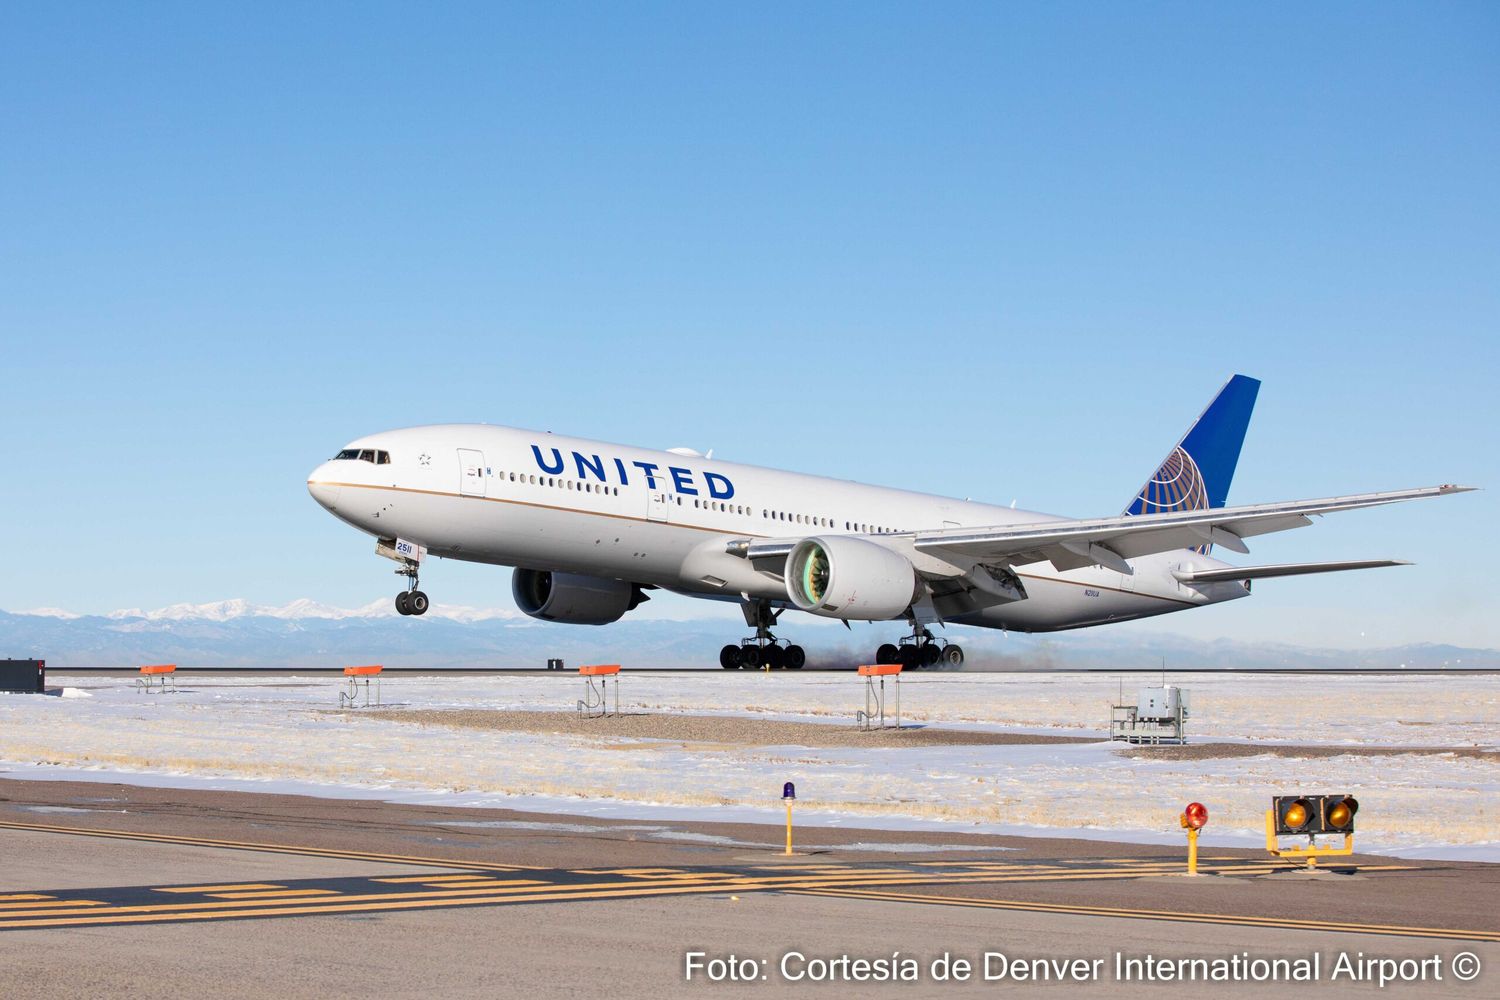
[1,672,1495,860]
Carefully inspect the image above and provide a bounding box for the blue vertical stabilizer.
[1125,374,1260,516]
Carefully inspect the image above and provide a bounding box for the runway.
[0,780,1494,997]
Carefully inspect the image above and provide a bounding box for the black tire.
[764,644,786,669]
[408,590,430,616]
[921,642,941,667]
[785,645,806,669]
[876,643,898,665]
[740,645,762,669]
[395,592,411,616]
[719,645,739,669]
[941,644,965,668]
[897,645,918,668]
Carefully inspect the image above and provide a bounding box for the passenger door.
[458,449,486,497]
[646,488,669,523]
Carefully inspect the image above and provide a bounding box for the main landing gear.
[875,625,963,669]
[720,601,805,670]
[393,560,429,617]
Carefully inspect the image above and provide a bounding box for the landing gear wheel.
[785,645,806,669]
[407,590,430,616]
[764,644,786,670]
[920,642,941,667]
[897,645,919,669]
[395,592,412,616]
[940,644,964,668]
[720,645,740,669]
[876,643,898,665]
[740,645,763,669]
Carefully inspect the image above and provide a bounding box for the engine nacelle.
[785,536,920,621]
[512,569,644,625]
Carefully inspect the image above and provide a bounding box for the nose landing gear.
[720,601,805,670]
[395,587,429,616]
[391,553,429,617]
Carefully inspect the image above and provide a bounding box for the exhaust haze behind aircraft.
[306,375,1472,669]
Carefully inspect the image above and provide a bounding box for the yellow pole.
[785,800,793,856]
[1187,827,1198,875]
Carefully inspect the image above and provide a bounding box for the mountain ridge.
[1,601,1493,671]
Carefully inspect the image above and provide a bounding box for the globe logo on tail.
[1136,446,1209,515]
[1131,446,1211,552]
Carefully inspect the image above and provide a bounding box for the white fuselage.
[306,424,1250,631]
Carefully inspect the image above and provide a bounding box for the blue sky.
[2,3,1495,647]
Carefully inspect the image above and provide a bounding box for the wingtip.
[1438,484,1480,494]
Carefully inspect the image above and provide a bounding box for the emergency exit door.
[458,449,486,497]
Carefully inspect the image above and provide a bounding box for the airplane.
[306,375,1472,669]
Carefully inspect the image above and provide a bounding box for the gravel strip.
[359,709,1098,749]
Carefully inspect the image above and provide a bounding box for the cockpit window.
[333,449,392,464]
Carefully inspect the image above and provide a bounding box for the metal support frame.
[135,665,177,694]
[578,664,621,718]
[340,666,383,708]
[1109,693,1189,744]
[1264,809,1354,868]
[856,663,903,730]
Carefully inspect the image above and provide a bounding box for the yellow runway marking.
[207,889,343,900]
[155,884,286,894]
[796,887,1500,943]
[0,860,1370,929]
[0,817,1448,935]
[0,819,542,872]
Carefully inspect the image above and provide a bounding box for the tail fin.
[1125,374,1260,516]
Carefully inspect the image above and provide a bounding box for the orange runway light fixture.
[339,665,383,708]
[577,664,622,717]
[856,662,903,730]
[135,664,178,693]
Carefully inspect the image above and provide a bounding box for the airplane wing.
[911,485,1473,573]
[1173,559,1410,583]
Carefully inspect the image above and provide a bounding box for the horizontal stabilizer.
[1174,559,1410,583]
[915,484,1474,570]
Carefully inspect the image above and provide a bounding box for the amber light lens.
[1283,800,1310,830]
[1327,797,1359,830]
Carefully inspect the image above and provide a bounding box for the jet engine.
[511,569,647,625]
[784,536,920,621]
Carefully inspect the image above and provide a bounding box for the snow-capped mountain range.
[18,598,522,624]
[1,598,1495,670]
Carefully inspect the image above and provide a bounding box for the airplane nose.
[307,463,342,510]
